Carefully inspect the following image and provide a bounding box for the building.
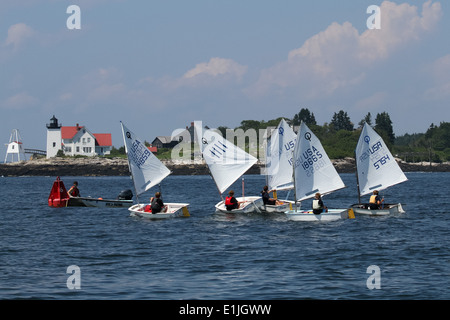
[46,115,112,158]
[151,122,197,149]
[4,129,26,163]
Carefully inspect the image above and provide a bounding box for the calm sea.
[0,172,448,301]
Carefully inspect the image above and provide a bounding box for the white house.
[46,116,112,158]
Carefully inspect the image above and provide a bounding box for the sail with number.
[121,122,170,196]
[355,123,407,196]
[266,119,297,191]
[293,122,345,201]
[198,127,257,194]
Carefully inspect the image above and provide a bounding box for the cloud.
[183,57,247,80]
[424,54,450,100]
[246,1,442,99]
[5,23,35,51]
[2,92,38,110]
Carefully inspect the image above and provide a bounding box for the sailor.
[225,190,243,211]
[312,192,327,214]
[150,192,167,214]
[369,190,384,209]
[68,181,80,197]
[261,186,282,206]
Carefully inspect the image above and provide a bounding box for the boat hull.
[215,196,264,213]
[350,203,405,216]
[128,203,190,219]
[259,200,295,213]
[68,197,134,208]
[285,208,349,221]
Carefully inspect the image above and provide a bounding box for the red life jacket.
[144,205,152,212]
[225,196,233,206]
[69,187,80,197]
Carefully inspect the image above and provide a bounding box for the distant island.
[0,157,448,177]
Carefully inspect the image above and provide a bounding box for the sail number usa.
[291,145,325,177]
[130,139,151,168]
[359,141,391,170]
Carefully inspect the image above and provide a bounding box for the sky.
[1,0,449,156]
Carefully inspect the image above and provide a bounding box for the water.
[0,172,448,300]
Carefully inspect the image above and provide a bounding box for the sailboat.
[260,118,296,213]
[198,126,262,213]
[351,123,407,216]
[121,122,190,219]
[285,122,349,221]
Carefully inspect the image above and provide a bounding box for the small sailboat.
[260,119,296,213]
[198,126,262,213]
[351,123,407,216]
[121,122,190,219]
[285,122,349,221]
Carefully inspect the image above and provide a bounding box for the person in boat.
[312,192,327,214]
[68,181,80,197]
[261,186,282,206]
[150,192,167,214]
[225,190,243,211]
[369,190,384,210]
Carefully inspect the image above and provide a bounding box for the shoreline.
[0,157,449,177]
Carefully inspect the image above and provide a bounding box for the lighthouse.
[4,129,26,163]
[46,115,62,158]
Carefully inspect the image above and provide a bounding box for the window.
[76,146,79,152]
[53,142,56,147]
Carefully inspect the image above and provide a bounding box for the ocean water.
[0,172,448,300]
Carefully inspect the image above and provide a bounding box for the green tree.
[358,112,372,128]
[292,108,316,126]
[330,110,353,131]
[375,112,395,144]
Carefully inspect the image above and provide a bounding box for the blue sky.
[1,0,449,155]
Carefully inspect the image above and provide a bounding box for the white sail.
[355,123,407,196]
[121,122,170,196]
[293,122,345,201]
[198,127,257,194]
[266,119,297,191]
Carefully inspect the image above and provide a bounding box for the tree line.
[225,108,449,162]
[108,108,449,163]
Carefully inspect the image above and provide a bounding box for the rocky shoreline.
[0,157,449,177]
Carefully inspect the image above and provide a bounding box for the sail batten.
[355,123,407,196]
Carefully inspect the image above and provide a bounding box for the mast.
[355,150,361,205]
[292,149,297,211]
[120,121,140,204]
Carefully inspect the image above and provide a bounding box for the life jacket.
[225,196,233,206]
[144,205,152,212]
[312,199,322,210]
[369,195,378,204]
[69,187,80,197]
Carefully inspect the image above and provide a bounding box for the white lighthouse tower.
[46,115,62,158]
[4,129,26,163]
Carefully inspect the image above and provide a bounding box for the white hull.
[285,208,349,221]
[129,203,190,219]
[259,200,295,213]
[215,196,264,213]
[68,197,133,208]
[351,203,405,216]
